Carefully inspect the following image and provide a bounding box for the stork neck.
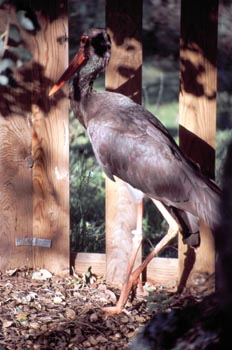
[71,72,93,100]
[70,74,94,128]
[76,72,94,95]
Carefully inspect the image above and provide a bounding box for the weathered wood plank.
[0,1,69,274]
[105,0,143,284]
[0,7,33,271]
[0,116,33,270]
[147,257,178,287]
[105,178,139,283]
[31,2,69,274]
[178,0,218,288]
[75,253,106,277]
[75,253,178,286]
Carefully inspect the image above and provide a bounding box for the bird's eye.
[80,36,88,46]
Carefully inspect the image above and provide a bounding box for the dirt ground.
[0,268,220,350]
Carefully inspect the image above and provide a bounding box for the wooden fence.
[0,1,69,274]
[0,0,218,288]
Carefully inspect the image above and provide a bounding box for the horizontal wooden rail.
[74,253,178,287]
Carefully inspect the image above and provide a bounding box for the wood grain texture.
[147,257,178,287]
[0,116,33,270]
[31,2,70,274]
[178,0,218,288]
[105,178,138,284]
[75,253,178,286]
[0,9,33,271]
[0,1,69,273]
[75,253,106,278]
[105,0,143,284]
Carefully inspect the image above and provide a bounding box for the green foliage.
[0,2,37,86]
[216,129,232,186]
[70,114,105,253]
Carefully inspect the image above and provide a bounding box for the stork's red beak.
[48,47,87,96]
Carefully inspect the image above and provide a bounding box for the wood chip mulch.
[0,268,220,350]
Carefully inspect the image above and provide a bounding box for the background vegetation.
[69,0,232,257]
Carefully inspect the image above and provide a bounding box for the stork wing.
[87,107,193,207]
[86,91,221,227]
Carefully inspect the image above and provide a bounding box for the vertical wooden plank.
[105,0,143,284]
[178,0,218,288]
[31,1,69,274]
[0,1,69,274]
[0,6,33,271]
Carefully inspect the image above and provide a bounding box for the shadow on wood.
[179,0,218,290]
[0,62,64,118]
[179,126,215,178]
[106,65,142,104]
[0,0,70,274]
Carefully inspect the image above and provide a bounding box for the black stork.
[49,28,221,315]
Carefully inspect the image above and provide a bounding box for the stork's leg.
[103,199,143,315]
[103,199,179,316]
[126,199,143,278]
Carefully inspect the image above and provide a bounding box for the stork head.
[49,28,111,96]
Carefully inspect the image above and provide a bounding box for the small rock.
[53,296,63,304]
[32,269,52,280]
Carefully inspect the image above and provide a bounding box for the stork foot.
[102,305,126,317]
[136,284,148,297]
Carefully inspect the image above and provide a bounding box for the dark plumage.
[49,28,222,313]
[130,293,222,350]
[130,143,232,350]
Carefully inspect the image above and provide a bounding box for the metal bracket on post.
[16,238,52,248]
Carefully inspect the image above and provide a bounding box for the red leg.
[103,200,143,315]
[103,199,179,316]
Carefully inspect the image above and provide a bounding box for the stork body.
[49,28,221,315]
